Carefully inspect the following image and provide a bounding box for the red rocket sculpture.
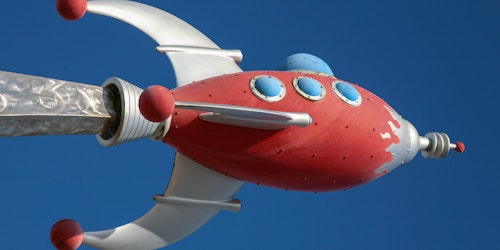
[6,0,465,249]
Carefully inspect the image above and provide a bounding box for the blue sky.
[1,0,499,249]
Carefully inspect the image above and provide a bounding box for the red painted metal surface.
[163,71,401,192]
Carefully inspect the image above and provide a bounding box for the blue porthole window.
[332,81,362,106]
[250,75,286,102]
[292,76,325,101]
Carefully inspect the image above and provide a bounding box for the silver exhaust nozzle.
[97,77,163,147]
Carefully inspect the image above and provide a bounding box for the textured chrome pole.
[0,71,115,136]
[0,70,164,147]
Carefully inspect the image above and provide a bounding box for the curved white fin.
[82,153,243,250]
[86,0,242,86]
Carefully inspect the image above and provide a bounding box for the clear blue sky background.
[1,0,499,249]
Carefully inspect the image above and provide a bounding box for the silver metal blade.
[0,71,115,137]
[175,101,312,129]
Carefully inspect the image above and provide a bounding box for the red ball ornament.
[56,0,87,21]
[139,85,175,122]
[50,219,83,250]
[455,142,465,153]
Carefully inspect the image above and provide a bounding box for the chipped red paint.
[162,71,401,191]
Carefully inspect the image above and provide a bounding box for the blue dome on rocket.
[278,53,334,76]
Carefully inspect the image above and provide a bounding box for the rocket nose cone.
[404,120,421,163]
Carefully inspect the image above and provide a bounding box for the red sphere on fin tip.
[139,85,176,122]
[50,219,83,250]
[56,0,87,21]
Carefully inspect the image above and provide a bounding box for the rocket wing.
[83,153,243,249]
[87,0,243,86]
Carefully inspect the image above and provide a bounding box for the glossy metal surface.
[0,71,113,136]
[96,77,164,147]
[175,101,312,129]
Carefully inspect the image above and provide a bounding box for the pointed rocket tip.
[454,141,465,153]
[56,0,87,21]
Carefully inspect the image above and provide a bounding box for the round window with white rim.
[249,75,286,102]
[331,81,362,106]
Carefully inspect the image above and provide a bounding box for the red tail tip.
[139,85,175,122]
[50,219,83,250]
[56,0,87,21]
